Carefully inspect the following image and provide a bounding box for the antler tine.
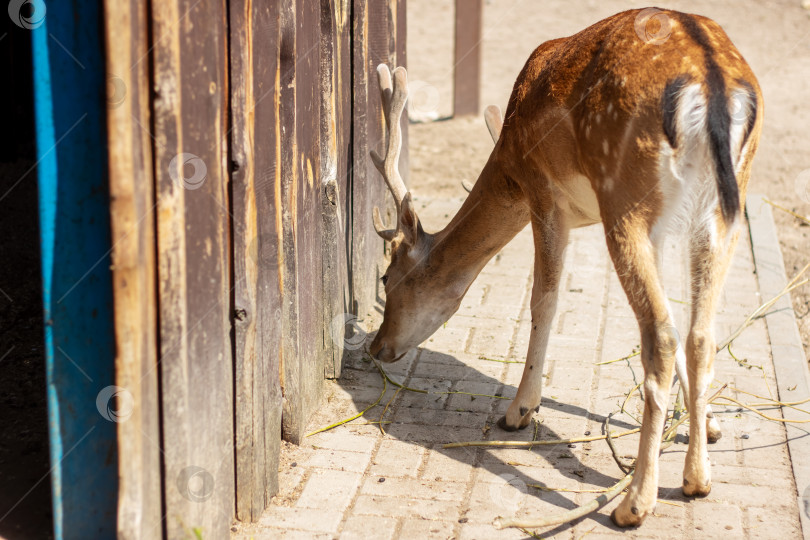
[372,206,396,241]
[370,64,409,206]
[484,105,503,143]
[376,64,393,127]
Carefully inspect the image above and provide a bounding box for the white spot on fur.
[595,114,602,125]
[602,140,609,155]
[607,103,614,114]
[603,176,614,191]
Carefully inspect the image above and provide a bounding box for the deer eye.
[381,275,388,286]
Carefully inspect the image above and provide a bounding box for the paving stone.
[693,501,744,537]
[399,518,456,539]
[304,448,372,474]
[296,469,362,512]
[421,446,476,483]
[339,516,397,540]
[368,439,426,478]
[257,507,344,533]
[305,431,377,454]
[361,476,468,501]
[353,494,462,521]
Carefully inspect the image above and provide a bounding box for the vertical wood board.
[151,0,234,536]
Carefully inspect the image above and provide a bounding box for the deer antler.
[370,64,409,240]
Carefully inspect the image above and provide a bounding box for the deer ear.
[398,192,421,247]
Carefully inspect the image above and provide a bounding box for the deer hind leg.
[659,240,723,444]
[682,221,738,497]
[498,206,569,431]
[606,217,678,528]
[673,340,723,443]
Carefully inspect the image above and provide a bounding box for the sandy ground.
[407,0,810,357]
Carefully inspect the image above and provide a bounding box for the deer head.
[367,65,468,362]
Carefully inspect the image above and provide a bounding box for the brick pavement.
[236,192,805,539]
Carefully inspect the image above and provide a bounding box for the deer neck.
[430,157,531,294]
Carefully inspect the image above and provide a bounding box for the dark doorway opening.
[0,16,54,540]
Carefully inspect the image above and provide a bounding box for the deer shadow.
[312,336,692,537]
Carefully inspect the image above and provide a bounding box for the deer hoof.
[682,478,711,497]
[707,417,723,443]
[610,506,645,528]
[496,415,526,432]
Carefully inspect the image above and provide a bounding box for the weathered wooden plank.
[102,0,162,537]
[151,0,234,536]
[453,0,483,116]
[285,0,326,443]
[396,0,409,186]
[278,0,304,444]
[321,0,352,379]
[351,0,395,320]
[229,0,283,522]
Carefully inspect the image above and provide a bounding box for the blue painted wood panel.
[31,1,117,538]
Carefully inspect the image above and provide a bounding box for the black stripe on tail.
[674,14,745,224]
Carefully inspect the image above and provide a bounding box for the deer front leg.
[498,208,569,431]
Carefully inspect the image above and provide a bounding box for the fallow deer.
[368,8,762,527]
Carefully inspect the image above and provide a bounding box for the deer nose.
[369,334,385,358]
[370,337,400,363]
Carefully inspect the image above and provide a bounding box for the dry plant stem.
[379,386,403,435]
[717,263,809,351]
[494,473,635,529]
[494,386,727,531]
[373,358,509,399]
[711,395,810,423]
[605,413,634,474]
[596,350,640,366]
[729,386,810,406]
[305,371,388,437]
[763,198,810,226]
[529,484,609,494]
[442,428,640,448]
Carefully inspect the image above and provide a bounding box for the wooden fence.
[103,0,406,537]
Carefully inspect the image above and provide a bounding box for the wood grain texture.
[293,0,326,442]
[396,0,409,186]
[102,0,162,537]
[229,0,284,522]
[320,0,352,379]
[351,0,398,321]
[453,0,483,116]
[151,0,234,536]
[278,0,303,443]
